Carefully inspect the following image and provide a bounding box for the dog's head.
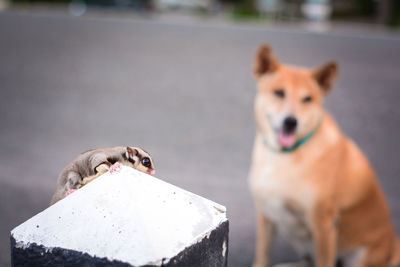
[253,44,338,151]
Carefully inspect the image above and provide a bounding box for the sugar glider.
[50,146,155,205]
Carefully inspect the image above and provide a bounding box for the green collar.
[263,118,322,153]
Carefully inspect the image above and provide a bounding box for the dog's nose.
[283,116,297,133]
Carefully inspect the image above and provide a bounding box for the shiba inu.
[50,146,155,205]
[248,44,400,267]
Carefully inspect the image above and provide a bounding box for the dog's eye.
[141,157,151,168]
[273,89,285,99]
[302,96,312,103]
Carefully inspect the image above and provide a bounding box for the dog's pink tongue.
[278,132,296,148]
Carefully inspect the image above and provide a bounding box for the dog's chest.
[251,160,316,254]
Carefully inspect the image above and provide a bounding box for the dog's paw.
[109,162,122,174]
[272,261,309,267]
[252,262,268,267]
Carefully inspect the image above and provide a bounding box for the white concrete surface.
[11,166,227,266]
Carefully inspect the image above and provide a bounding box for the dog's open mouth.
[278,132,296,149]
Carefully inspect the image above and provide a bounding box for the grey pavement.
[1,11,400,266]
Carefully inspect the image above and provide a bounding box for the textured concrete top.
[11,167,227,266]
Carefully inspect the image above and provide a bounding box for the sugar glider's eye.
[141,157,151,167]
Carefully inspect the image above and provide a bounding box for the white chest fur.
[249,149,317,256]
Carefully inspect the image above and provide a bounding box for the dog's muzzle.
[282,116,297,134]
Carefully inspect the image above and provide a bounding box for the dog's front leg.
[312,205,337,267]
[253,209,276,267]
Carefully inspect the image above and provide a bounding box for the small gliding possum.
[50,146,155,205]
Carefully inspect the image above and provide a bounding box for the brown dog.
[248,44,400,267]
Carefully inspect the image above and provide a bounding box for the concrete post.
[10,166,228,266]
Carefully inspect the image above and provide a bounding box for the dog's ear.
[313,62,338,94]
[254,44,279,78]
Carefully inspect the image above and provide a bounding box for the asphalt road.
[1,11,400,266]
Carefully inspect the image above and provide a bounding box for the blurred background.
[2,0,400,27]
[1,0,400,266]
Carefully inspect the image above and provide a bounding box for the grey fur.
[50,146,154,205]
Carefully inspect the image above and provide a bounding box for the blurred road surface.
[0,11,400,266]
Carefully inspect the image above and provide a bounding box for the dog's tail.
[389,239,400,267]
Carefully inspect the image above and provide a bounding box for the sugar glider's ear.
[126,147,138,159]
[313,62,338,94]
[254,44,280,78]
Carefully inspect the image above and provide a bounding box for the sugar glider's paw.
[66,189,77,197]
[109,162,122,174]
